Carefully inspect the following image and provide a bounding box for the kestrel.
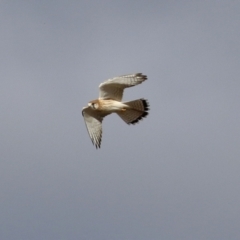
[82,73,149,148]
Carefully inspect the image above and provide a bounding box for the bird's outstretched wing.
[99,73,147,101]
[82,107,108,148]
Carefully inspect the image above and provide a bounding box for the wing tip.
[94,141,101,149]
[135,73,147,81]
[91,140,101,149]
[91,133,102,149]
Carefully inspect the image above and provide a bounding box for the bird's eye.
[92,103,98,109]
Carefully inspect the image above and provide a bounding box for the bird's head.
[88,101,99,110]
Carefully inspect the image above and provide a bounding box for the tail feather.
[117,99,149,125]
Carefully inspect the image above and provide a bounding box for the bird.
[82,73,149,148]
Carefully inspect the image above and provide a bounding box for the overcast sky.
[1,0,240,239]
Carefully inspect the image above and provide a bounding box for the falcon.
[82,73,149,148]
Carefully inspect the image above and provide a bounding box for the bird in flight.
[82,73,149,148]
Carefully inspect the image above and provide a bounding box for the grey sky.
[1,0,240,239]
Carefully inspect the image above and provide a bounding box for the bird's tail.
[117,98,149,124]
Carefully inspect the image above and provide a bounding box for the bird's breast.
[99,99,127,112]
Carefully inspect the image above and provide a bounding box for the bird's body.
[82,73,149,148]
[87,99,128,113]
